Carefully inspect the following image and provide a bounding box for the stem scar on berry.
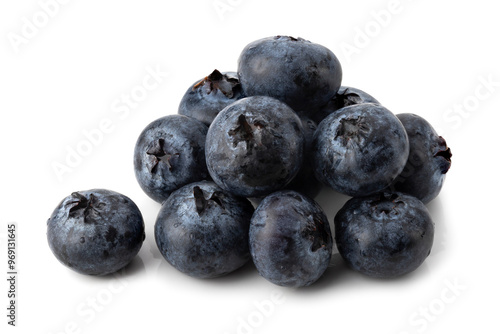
[228,114,266,148]
[67,193,105,223]
[193,186,225,215]
[146,138,180,173]
[192,69,239,98]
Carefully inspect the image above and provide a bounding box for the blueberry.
[249,190,333,287]
[238,36,342,115]
[205,96,305,198]
[134,115,209,203]
[314,86,380,123]
[388,113,452,204]
[178,69,244,126]
[313,103,409,197]
[335,192,434,278]
[154,181,254,278]
[47,189,145,276]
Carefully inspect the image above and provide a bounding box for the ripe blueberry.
[47,189,145,276]
[313,103,409,197]
[155,181,254,278]
[178,69,244,126]
[134,115,209,203]
[388,113,452,203]
[335,192,434,278]
[238,36,342,115]
[205,96,305,198]
[250,190,333,287]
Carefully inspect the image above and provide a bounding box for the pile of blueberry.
[47,36,452,287]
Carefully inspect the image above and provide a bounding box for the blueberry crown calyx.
[193,186,225,215]
[193,69,240,98]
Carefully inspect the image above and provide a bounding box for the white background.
[1,0,499,333]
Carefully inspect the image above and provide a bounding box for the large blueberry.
[314,86,380,123]
[205,96,305,198]
[238,36,342,115]
[134,115,209,203]
[250,190,333,287]
[47,189,145,276]
[155,181,254,278]
[335,192,434,278]
[178,69,244,126]
[388,113,452,203]
[313,103,409,197]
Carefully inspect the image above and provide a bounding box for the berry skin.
[178,69,244,126]
[334,192,434,278]
[154,181,254,278]
[388,113,452,203]
[134,115,209,204]
[205,96,305,198]
[314,86,380,123]
[313,103,409,197]
[47,189,145,276]
[250,190,333,287]
[238,36,342,115]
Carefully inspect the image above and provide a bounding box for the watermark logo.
[438,74,499,136]
[7,0,72,54]
[339,0,416,63]
[51,64,168,182]
[47,268,130,334]
[398,277,467,334]
[212,0,245,20]
[223,289,286,334]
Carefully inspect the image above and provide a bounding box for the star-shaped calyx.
[434,136,452,174]
[67,192,105,223]
[335,116,370,147]
[146,138,180,174]
[193,69,240,98]
[192,186,225,215]
[227,114,266,148]
[370,193,405,217]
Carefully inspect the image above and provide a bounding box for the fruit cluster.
[47,36,452,287]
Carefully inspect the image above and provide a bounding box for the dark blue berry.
[335,192,434,278]
[250,190,333,287]
[238,36,342,115]
[313,103,409,197]
[47,189,145,275]
[206,96,304,198]
[388,113,452,203]
[155,181,254,278]
[178,70,244,126]
[134,115,209,203]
